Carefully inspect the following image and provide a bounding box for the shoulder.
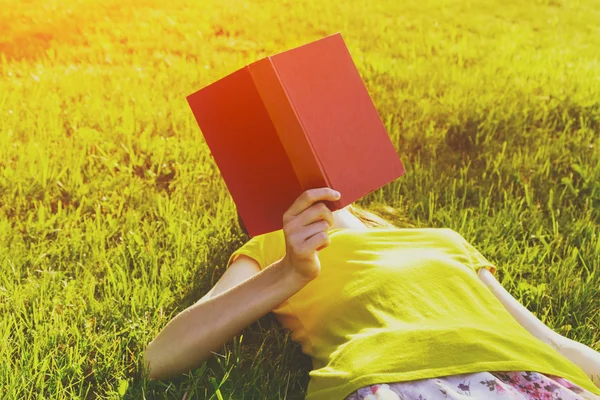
[230,229,285,268]
[413,227,467,245]
[433,228,477,247]
[257,228,285,247]
[242,228,285,246]
[236,229,284,256]
[416,228,478,255]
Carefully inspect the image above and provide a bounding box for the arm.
[477,268,600,389]
[143,256,307,380]
[143,187,338,380]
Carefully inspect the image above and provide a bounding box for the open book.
[187,32,405,237]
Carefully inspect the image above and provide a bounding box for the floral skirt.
[344,371,600,400]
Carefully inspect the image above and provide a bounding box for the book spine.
[248,58,340,209]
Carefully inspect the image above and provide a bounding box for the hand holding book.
[281,187,341,283]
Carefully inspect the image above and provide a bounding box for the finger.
[298,202,334,229]
[285,219,329,246]
[302,230,331,253]
[284,188,340,220]
[299,220,330,242]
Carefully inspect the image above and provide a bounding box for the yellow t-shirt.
[226,227,600,399]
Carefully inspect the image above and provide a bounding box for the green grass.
[1,0,599,398]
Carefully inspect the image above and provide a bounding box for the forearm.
[549,334,600,389]
[143,258,308,380]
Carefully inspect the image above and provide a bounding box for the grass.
[1,0,599,398]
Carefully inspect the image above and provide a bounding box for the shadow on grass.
[132,224,312,399]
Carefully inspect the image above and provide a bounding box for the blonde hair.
[236,202,413,235]
[345,202,414,229]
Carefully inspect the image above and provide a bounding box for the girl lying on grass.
[144,187,600,399]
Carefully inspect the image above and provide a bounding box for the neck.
[331,207,369,230]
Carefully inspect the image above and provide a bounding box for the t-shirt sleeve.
[226,235,267,270]
[456,233,497,275]
[226,229,286,271]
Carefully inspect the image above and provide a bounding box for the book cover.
[187,32,405,237]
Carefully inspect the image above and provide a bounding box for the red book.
[187,32,405,237]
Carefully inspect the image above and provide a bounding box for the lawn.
[1,0,599,398]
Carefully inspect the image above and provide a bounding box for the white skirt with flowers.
[344,370,600,400]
